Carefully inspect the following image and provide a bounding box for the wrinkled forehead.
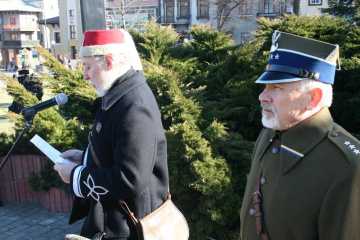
[267,80,302,88]
[82,56,99,65]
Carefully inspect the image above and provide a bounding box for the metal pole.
[0,121,33,171]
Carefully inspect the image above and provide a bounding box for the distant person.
[5,61,8,72]
[68,57,72,70]
[63,56,69,69]
[10,59,14,71]
[9,61,43,114]
[58,55,64,64]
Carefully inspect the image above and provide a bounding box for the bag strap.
[253,163,270,240]
[88,132,102,168]
[119,201,139,226]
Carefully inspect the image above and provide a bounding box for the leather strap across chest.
[88,132,102,168]
[253,163,270,240]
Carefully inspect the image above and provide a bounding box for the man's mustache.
[261,103,276,113]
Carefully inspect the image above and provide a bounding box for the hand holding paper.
[30,134,70,164]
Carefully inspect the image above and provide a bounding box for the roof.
[38,16,59,24]
[0,0,42,12]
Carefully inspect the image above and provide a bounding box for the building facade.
[105,0,160,30]
[0,0,42,68]
[23,0,59,50]
[158,0,329,44]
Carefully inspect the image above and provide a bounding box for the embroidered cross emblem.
[83,174,109,201]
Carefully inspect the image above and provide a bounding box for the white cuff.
[72,165,85,198]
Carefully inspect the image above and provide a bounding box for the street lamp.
[51,40,55,58]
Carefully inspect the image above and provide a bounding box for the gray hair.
[300,79,333,108]
[93,30,142,71]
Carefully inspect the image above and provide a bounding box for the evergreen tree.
[322,0,360,24]
[135,19,254,239]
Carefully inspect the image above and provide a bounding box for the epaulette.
[327,128,360,164]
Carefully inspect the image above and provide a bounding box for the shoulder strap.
[88,132,102,168]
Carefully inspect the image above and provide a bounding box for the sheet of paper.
[30,134,69,163]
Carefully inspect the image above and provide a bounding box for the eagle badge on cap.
[270,30,281,52]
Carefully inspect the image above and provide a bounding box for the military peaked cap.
[256,30,340,84]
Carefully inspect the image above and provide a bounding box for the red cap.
[83,29,125,47]
[79,29,125,58]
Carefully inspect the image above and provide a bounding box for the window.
[10,34,17,40]
[54,32,60,43]
[282,0,293,13]
[25,33,33,40]
[69,10,74,17]
[197,0,209,18]
[164,1,174,23]
[241,32,250,44]
[25,17,33,29]
[70,25,76,39]
[240,0,253,15]
[264,0,274,13]
[309,0,322,5]
[178,0,189,18]
[10,18,16,25]
[0,34,2,41]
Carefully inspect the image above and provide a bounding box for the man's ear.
[104,55,114,70]
[307,88,323,110]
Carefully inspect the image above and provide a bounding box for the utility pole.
[121,0,126,30]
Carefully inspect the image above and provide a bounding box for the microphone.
[21,93,68,118]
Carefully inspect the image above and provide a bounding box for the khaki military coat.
[240,108,360,240]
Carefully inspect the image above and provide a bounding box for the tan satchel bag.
[120,189,189,240]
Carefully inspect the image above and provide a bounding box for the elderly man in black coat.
[54,29,169,240]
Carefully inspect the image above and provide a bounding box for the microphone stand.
[0,113,35,171]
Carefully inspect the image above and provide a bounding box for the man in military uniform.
[240,31,360,240]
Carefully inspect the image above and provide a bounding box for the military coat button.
[249,208,256,216]
[331,132,339,137]
[272,146,280,154]
[261,177,266,185]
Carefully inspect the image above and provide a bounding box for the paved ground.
[0,202,84,240]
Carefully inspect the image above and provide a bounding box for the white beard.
[89,71,114,97]
[261,103,281,130]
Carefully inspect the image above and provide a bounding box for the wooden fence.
[0,154,73,212]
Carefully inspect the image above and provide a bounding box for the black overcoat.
[69,70,169,239]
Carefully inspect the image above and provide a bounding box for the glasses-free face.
[259,81,312,131]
